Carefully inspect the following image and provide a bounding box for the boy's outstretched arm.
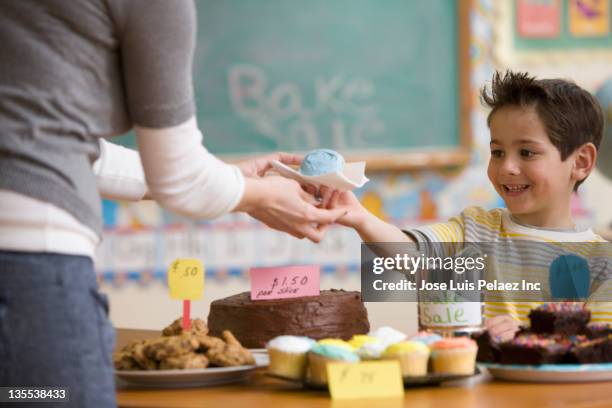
[327,190,413,243]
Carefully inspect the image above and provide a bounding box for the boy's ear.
[571,142,597,183]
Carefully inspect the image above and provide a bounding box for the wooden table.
[115,329,612,408]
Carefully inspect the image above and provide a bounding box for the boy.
[326,71,610,341]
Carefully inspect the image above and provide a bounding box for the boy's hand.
[303,185,365,228]
[236,176,345,243]
[327,189,368,229]
[484,315,520,343]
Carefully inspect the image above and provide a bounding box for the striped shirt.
[408,206,612,325]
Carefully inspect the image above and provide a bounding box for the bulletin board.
[494,0,612,65]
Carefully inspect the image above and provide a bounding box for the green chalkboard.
[192,0,470,168]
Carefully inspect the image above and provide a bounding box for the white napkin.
[270,160,369,191]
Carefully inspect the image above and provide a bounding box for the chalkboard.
[192,0,471,169]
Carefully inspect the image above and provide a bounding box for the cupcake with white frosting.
[369,326,407,346]
[266,335,316,380]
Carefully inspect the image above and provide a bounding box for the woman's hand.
[236,152,302,178]
[235,176,346,243]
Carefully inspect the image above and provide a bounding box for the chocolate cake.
[207,289,370,348]
[528,303,590,336]
[499,334,572,365]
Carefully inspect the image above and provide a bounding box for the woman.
[0,1,342,406]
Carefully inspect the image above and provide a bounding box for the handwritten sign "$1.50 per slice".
[249,265,320,300]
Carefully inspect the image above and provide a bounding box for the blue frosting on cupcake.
[410,332,443,345]
[299,149,345,176]
[309,344,359,362]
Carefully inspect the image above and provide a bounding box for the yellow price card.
[168,258,204,300]
[327,361,404,400]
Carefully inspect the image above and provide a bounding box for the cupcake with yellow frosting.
[347,334,377,349]
[266,335,315,380]
[382,341,430,377]
[307,344,359,385]
[430,338,477,375]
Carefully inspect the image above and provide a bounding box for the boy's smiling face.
[487,106,576,228]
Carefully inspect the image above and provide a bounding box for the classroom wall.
[99,0,612,333]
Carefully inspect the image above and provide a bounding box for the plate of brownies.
[474,303,612,383]
[482,362,612,383]
[115,318,266,388]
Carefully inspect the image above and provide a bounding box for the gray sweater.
[0,0,196,234]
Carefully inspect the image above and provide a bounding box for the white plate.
[482,363,612,383]
[249,349,269,366]
[116,354,267,388]
[270,160,368,190]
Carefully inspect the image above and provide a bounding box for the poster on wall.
[516,0,561,38]
[569,0,610,37]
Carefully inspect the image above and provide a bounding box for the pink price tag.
[250,265,320,300]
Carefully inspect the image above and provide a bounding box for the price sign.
[327,361,404,400]
[167,259,204,332]
[249,265,320,300]
[168,258,204,300]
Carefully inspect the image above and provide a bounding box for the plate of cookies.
[115,318,265,388]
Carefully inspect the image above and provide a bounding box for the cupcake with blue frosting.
[307,344,359,385]
[299,149,345,176]
[409,331,443,347]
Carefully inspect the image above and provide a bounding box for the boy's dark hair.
[480,70,604,190]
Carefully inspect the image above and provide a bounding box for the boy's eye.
[490,150,504,158]
[520,149,535,158]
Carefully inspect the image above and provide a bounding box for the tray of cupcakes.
[266,327,480,389]
[474,303,612,383]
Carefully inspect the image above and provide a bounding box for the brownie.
[499,334,572,365]
[568,335,612,364]
[472,330,501,363]
[584,323,612,339]
[529,303,590,336]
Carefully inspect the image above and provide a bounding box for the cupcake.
[299,149,345,176]
[316,338,354,351]
[369,326,407,346]
[349,335,385,360]
[355,341,387,360]
[347,335,381,350]
[382,341,430,377]
[430,337,478,375]
[307,344,359,385]
[266,335,315,380]
[409,331,443,346]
